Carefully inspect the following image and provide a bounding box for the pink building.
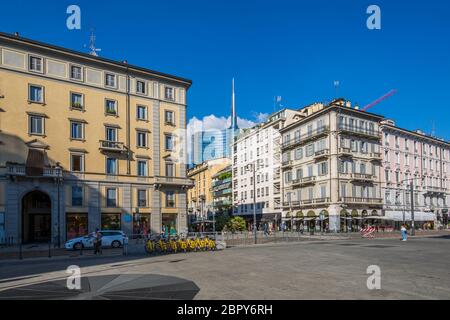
[380,120,450,229]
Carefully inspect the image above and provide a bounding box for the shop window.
[101,213,121,230]
[66,213,88,239]
[133,213,151,236]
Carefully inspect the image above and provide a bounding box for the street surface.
[0,236,449,299]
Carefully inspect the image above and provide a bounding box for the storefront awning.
[384,211,436,222]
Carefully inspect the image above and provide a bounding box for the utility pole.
[410,181,415,236]
[246,161,259,245]
[252,163,257,245]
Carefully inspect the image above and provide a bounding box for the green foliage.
[228,216,247,232]
[215,214,231,232]
[218,171,232,180]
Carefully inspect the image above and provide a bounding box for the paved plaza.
[0,236,449,299]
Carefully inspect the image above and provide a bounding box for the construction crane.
[362,89,397,112]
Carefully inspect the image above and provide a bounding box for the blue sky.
[1,0,450,139]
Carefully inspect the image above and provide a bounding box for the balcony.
[214,199,232,207]
[291,176,316,186]
[281,160,294,168]
[43,167,63,178]
[426,186,446,194]
[370,152,382,161]
[282,126,330,150]
[350,173,374,182]
[99,140,128,153]
[6,164,63,179]
[339,125,381,140]
[340,197,383,205]
[283,198,331,208]
[339,147,353,158]
[154,176,195,188]
[314,149,330,160]
[6,164,26,176]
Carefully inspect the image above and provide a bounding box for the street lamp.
[399,177,422,237]
[246,159,262,245]
[319,211,325,238]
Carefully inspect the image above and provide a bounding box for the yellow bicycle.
[178,238,188,253]
[145,238,156,254]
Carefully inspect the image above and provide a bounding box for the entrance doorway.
[22,191,52,243]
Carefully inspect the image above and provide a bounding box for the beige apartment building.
[280,99,384,233]
[187,158,231,226]
[0,32,192,245]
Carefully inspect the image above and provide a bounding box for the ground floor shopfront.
[0,178,188,245]
[384,211,448,230]
[281,204,384,233]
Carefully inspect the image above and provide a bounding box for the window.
[106,188,117,207]
[360,163,366,175]
[166,163,175,177]
[137,131,147,148]
[165,134,174,150]
[320,185,327,198]
[164,87,174,101]
[71,93,84,110]
[29,85,43,103]
[29,116,44,135]
[307,165,314,177]
[306,144,314,157]
[318,162,328,176]
[71,153,84,172]
[166,191,176,208]
[70,121,84,140]
[137,160,148,176]
[137,105,147,120]
[360,141,368,153]
[106,158,117,175]
[70,65,82,80]
[165,110,175,125]
[137,190,147,207]
[72,186,83,207]
[340,183,347,198]
[284,171,292,183]
[136,80,146,94]
[105,99,117,115]
[105,73,116,87]
[105,127,117,142]
[29,56,42,72]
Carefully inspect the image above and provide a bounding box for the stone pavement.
[0,236,449,299]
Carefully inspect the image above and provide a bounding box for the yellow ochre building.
[0,32,193,245]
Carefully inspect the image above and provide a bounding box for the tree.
[228,217,247,233]
[215,214,231,232]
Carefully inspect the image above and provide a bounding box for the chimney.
[346,101,351,108]
[14,32,20,37]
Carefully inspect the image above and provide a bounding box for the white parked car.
[65,230,129,250]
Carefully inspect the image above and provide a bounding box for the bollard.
[19,242,23,260]
[123,242,127,256]
[79,244,83,256]
[48,241,51,258]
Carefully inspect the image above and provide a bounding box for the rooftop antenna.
[333,80,340,98]
[431,121,436,137]
[84,29,102,56]
[274,96,282,112]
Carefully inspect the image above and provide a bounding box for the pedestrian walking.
[94,228,103,254]
[299,223,304,235]
[263,223,269,236]
[401,224,408,241]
